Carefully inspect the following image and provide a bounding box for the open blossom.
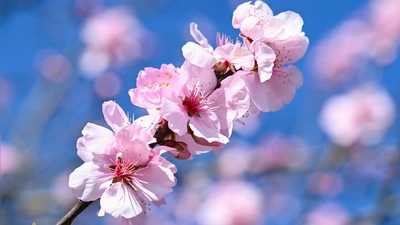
[69,101,177,221]
[182,23,254,72]
[64,1,310,224]
[232,0,308,112]
[131,59,250,154]
[182,1,307,113]
[159,61,230,144]
[232,1,305,41]
[319,83,396,147]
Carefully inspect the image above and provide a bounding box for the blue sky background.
[1,0,400,224]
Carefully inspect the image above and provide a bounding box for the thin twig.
[56,199,94,225]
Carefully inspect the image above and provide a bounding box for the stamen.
[272,69,290,83]
[182,81,219,117]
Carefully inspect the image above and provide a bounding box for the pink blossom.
[159,77,228,143]
[159,61,249,145]
[232,1,305,41]
[128,64,187,110]
[232,0,274,40]
[231,1,308,112]
[69,101,177,221]
[319,83,396,147]
[182,23,254,72]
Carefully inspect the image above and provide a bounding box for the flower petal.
[189,117,229,144]
[100,182,143,218]
[81,123,116,155]
[69,162,112,201]
[77,137,93,162]
[244,66,302,112]
[160,97,189,136]
[102,101,130,133]
[253,41,276,82]
[272,35,309,65]
[189,23,213,51]
[182,42,218,68]
[116,126,151,165]
[133,163,176,203]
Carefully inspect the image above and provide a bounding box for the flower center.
[182,83,214,118]
[109,155,139,184]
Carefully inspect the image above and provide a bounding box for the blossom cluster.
[68,1,308,224]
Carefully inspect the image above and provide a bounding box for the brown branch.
[56,199,94,225]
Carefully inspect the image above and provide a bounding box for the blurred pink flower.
[79,7,154,77]
[310,0,400,83]
[307,172,344,197]
[310,19,369,83]
[94,72,122,98]
[35,49,71,83]
[0,143,21,176]
[251,134,310,173]
[305,202,350,225]
[319,83,396,147]
[216,145,254,178]
[51,171,77,208]
[196,181,263,225]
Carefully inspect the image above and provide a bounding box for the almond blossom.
[69,101,177,221]
[64,1,309,224]
[182,23,254,73]
[159,61,230,144]
[231,0,308,112]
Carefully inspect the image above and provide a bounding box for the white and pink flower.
[319,83,396,147]
[69,101,177,221]
[231,0,308,112]
[182,23,254,73]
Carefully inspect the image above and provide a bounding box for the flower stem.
[56,199,94,225]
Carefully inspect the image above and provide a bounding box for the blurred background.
[1,0,400,224]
